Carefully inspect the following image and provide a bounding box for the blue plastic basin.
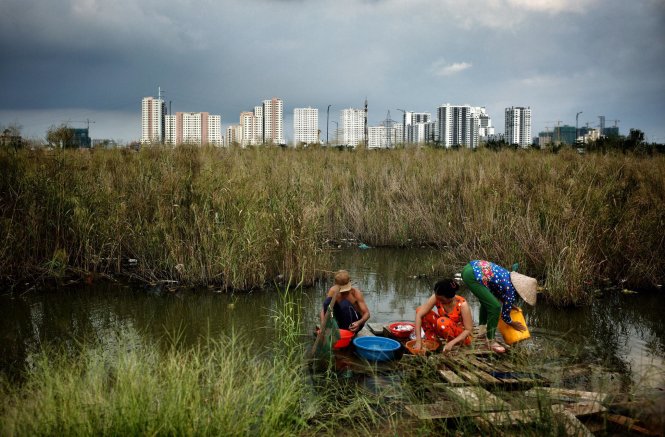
[352,336,401,362]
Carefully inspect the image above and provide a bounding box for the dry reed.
[1,146,663,304]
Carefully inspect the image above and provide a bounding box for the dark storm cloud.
[1,0,664,142]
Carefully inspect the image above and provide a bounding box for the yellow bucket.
[498,307,531,345]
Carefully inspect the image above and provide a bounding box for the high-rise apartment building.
[164,112,222,146]
[226,125,242,146]
[368,123,403,149]
[403,112,432,143]
[341,108,366,147]
[437,104,473,148]
[254,105,264,143]
[141,96,166,144]
[405,112,431,127]
[408,121,437,144]
[237,99,284,145]
[263,98,284,145]
[477,108,495,139]
[240,111,262,146]
[437,104,490,148]
[294,107,319,145]
[207,115,222,145]
[505,106,532,147]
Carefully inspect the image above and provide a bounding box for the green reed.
[1,146,663,304]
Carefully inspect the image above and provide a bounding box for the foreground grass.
[0,288,418,436]
[0,287,308,436]
[1,146,663,304]
[1,287,626,437]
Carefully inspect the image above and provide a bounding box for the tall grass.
[0,286,419,436]
[1,146,663,304]
[0,285,311,436]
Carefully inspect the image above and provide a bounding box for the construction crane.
[74,119,96,130]
[609,119,620,128]
[64,119,96,130]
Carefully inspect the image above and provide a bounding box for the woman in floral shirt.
[461,260,537,353]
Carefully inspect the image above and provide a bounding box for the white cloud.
[507,0,599,14]
[432,61,472,77]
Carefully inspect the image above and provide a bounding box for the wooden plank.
[432,382,450,390]
[606,414,661,436]
[469,357,523,384]
[473,369,502,385]
[460,348,495,356]
[464,355,494,372]
[490,370,543,385]
[448,355,504,385]
[474,408,542,428]
[562,401,606,417]
[554,409,594,437]
[438,370,466,386]
[583,420,607,433]
[487,358,519,373]
[525,387,609,403]
[475,402,608,430]
[444,386,510,412]
[457,370,480,384]
[404,401,466,420]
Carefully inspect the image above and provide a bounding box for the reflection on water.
[1,248,664,390]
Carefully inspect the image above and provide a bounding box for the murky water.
[2,248,664,392]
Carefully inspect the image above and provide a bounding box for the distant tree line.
[480,128,664,154]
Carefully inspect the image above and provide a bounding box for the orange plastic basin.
[405,339,439,355]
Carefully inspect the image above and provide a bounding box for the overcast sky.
[1,0,664,143]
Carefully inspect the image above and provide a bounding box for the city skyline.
[1,1,664,143]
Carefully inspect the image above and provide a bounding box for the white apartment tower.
[477,108,495,139]
[164,112,222,146]
[403,112,432,143]
[240,111,262,146]
[437,104,472,148]
[409,121,437,144]
[141,96,166,144]
[207,115,222,145]
[368,123,403,149]
[263,98,284,145]
[294,107,319,145]
[254,105,264,143]
[225,125,242,146]
[505,106,532,147]
[341,108,366,147]
[437,104,490,148]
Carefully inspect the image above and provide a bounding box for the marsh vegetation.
[1,146,663,304]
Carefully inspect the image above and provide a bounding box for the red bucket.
[388,322,415,339]
[333,329,354,349]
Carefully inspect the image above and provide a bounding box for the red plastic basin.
[333,329,354,349]
[388,322,415,339]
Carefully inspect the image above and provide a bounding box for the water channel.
[2,248,664,395]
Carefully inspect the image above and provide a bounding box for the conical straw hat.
[510,272,538,306]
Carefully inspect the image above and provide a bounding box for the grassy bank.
[0,288,309,436]
[0,287,416,436]
[3,287,658,436]
[1,146,663,304]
